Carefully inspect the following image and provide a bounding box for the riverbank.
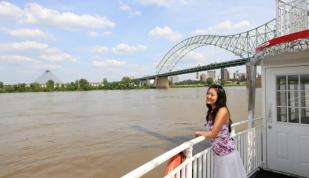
[0,83,247,93]
[0,80,246,93]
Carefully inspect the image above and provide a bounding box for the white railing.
[122,118,263,178]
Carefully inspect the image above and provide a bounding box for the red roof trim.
[256,29,309,52]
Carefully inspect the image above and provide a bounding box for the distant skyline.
[0,0,274,84]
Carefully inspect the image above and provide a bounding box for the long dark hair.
[206,84,232,132]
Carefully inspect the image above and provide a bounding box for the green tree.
[0,82,4,92]
[121,76,131,83]
[60,84,66,90]
[79,78,90,90]
[219,80,225,86]
[30,83,41,92]
[46,80,54,91]
[103,78,108,85]
[16,83,26,92]
[66,82,77,90]
[206,78,214,86]
[4,85,15,92]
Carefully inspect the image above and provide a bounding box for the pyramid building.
[35,70,62,84]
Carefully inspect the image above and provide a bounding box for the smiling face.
[206,88,218,107]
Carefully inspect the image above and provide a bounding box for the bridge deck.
[137,57,250,80]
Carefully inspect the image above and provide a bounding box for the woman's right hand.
[193,131,204,138]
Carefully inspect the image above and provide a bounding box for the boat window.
[300,74,309,90]
[276,76,286,90]
[300,74,309,124]
[288,75,298,90]
[277,75,287,122]
[301,108,309,124]
[288,107,299,123]
[277,107,287,122]
[276,74,309,124]
[277,91,287,106]
[288,90,298,107]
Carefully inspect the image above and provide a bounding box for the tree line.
[0,77,155,93]
[0,77,245,93]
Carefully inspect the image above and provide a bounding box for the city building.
[196,64,201,80]
[223,69,230,80]
[89,82,101,87]
[35,70,62,84]
[200,73,207,81]
[207,70,216,80]
[233,70,246,80]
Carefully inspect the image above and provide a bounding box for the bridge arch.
[156,19,276,74]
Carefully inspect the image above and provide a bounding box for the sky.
[0,0,275,84]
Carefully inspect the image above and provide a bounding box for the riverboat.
[122,1,309,177]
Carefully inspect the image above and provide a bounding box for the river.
[0,87,261,178]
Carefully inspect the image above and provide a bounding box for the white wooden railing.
[122,118,263,178]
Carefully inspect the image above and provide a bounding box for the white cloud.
[41,53,77,62]
[0,41,77,63]
[137,0,187,7]
[0,28,53,39]
[148,26,182,42]
[103,31,113,36]
[0,55,34,63]
[87,31,113,37]
[92,59,126,67]
[90,46,109,54]
[193,20,251,35]
[45,47,61,53]
[23,3,115,30]
[0,41,49,51]
[112,43,147,54]
[0,1,115,30]
[87,31,99,37]
[0,1,23,18]
[119,1,141,17]
[32,63,62,69]
[119,2,131,11]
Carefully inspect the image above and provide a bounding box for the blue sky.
[0,0,275,84]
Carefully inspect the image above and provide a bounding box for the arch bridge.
[156,19,276,75]
[138,19,276,88]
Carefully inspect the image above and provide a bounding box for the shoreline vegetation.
[0,77,246,93]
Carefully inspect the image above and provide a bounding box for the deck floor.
[251,169,299,178]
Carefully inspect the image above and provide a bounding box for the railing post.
[184,144,193,178]
[248,61,257,129]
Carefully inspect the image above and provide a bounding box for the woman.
[194,84,247,178]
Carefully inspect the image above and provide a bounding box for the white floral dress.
[207,121,247,178]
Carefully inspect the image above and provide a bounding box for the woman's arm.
[194,107,229,138]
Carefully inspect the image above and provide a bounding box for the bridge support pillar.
[221,68,224,80]
[155,77,169,89]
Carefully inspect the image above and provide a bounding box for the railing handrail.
[121,136,205,178]
[231,118,262,128]
[121,118,263,178]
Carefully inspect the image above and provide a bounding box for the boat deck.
[251,169,298,178]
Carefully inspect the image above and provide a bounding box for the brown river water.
[0,87,261,178]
